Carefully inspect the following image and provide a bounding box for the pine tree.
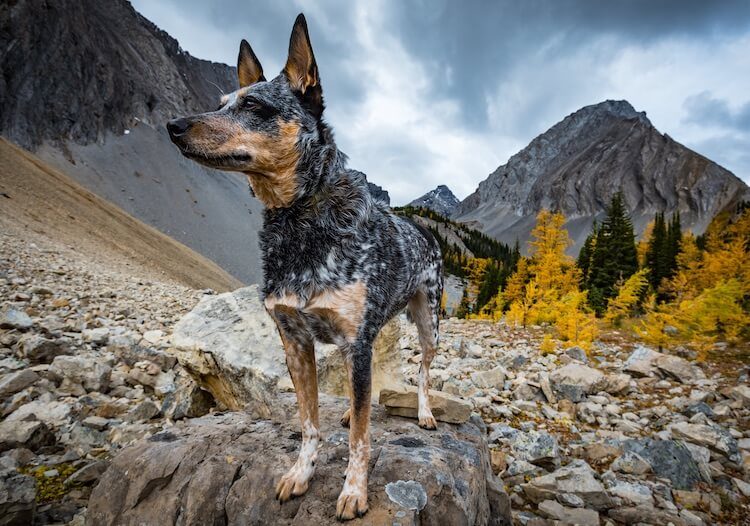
[584,192,638,313]
[646,212,667,290]
[577,222,597,287]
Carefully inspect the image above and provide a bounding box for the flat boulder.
[171,285,402,418]
[622,438,703,490]
[521,459,612,510]
[379,386,472,424]
[549,363,604,402]
[622,345,661,377]
[86,394,510,526]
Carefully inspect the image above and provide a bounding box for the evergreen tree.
[584,192,638,313]
[577,222,597,287]
[645,211,682,296]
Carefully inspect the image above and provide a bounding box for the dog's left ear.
[284,13,324,118]
[238,39,265,88]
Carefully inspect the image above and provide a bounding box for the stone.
[65,460,109,485]
[0,420,55,452]
[557,399,576,418]
[86,394,511,526]
[508,430,560,469]
[50,354,112,393]
[124,400,160,422]
[490,449,507,474]
[82,327,110,345]
[564,346,588,363]
[172,285,402,417]
[160,375,214,420]
[729,384,750,407]
[142,330,164,345]
[521,459,612,510]
[622,345,661,377]
[470,367,506,390]
[108,337,177,371]
[0,370,39,398]
[6,400,72,427]
[539,373,556,404]
[0,308,33,330]
[679,509,705,526]
[611,451,651,475]
[584,443,622,465]
[82,416,110,431]
[655,354,705,384]
[556,493,585,508]
[0,468,36,525]
[622,439,703,490]
[600,373,631,395]
[549,363,604,402]
[538,500,599,526]
[608,506,686,526]
[18,335,70,364]
[379,386,471,424]
[670,422,740,462]
[608,480,653,506]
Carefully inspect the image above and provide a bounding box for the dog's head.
[167,14,326,208]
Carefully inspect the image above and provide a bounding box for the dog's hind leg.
[336,341,373,520]
[272,310,319,503]
[407,287,440,430]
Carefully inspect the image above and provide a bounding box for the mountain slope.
[0,138,242,292]
[0,0,264,284]
[454,100,750,251]
[409,185,460,216]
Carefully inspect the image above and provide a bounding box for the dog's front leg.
[273,323,319,502]
[336,344,372,520]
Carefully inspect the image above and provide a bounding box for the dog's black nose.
[167,118,191,138]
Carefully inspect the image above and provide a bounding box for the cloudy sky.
[131,0,750,205]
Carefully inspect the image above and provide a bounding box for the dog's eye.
[242,97,277,118]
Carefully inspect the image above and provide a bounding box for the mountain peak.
[408,185,460,216]
[453,100,749,253]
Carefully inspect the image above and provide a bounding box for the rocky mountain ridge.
[408,185,460,216]
[453,100,750,251]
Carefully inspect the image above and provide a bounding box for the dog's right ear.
[237,39,265,88]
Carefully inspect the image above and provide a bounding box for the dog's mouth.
[181,150,253,171]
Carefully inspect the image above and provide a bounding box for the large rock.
[171,286,402,418]
[622,345,661,377]
[549,363,604,402]
[379,386,472,424]
[622,439,703,490]
[0,308,33,330]
[521,459,612,510]
[655,354,705,384]
[0,468,36,525]
[670,422,740,463]
[86,394,511,526]
[18,335,71,364]
[538,500,599,526]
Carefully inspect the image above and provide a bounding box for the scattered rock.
[622,439,703,490]
[19,334,70,364]
[538,499,599,526]
[564,346,588,363]
[611,451,651,475]
[471,366,506,389]
[670,422,740,463]
[521,460,612,510]
[0,420,55,452]
[124,400,160,422]
[0,369,39,398]
[656,354,705,384]
[0,308,33,330]
[622,345,661,377]
[549,363,604,402]
[50,354,112,393]
[379,386,471,424]
[0,468,37,525]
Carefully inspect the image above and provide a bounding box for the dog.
[167,13,443,521]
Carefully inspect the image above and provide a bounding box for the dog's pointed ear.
[283,14,324,117]
[237,39,265,88]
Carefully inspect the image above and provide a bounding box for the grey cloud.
[683,91,750,131]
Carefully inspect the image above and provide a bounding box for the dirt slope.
[0,138,242,292]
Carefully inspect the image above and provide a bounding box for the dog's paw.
[335,489,368,521]
[275,468,310,503]
[418,412,438,430]
[340,408,351,428]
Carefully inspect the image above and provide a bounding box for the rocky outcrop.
[453,100,750,252]
[86,394,511,526]
[171,285,404,417]
[408,185,460,216]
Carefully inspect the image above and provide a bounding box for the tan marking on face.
[244,120,301,208]
[307,281,367,342]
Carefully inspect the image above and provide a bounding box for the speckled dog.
[167,14,443,521]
